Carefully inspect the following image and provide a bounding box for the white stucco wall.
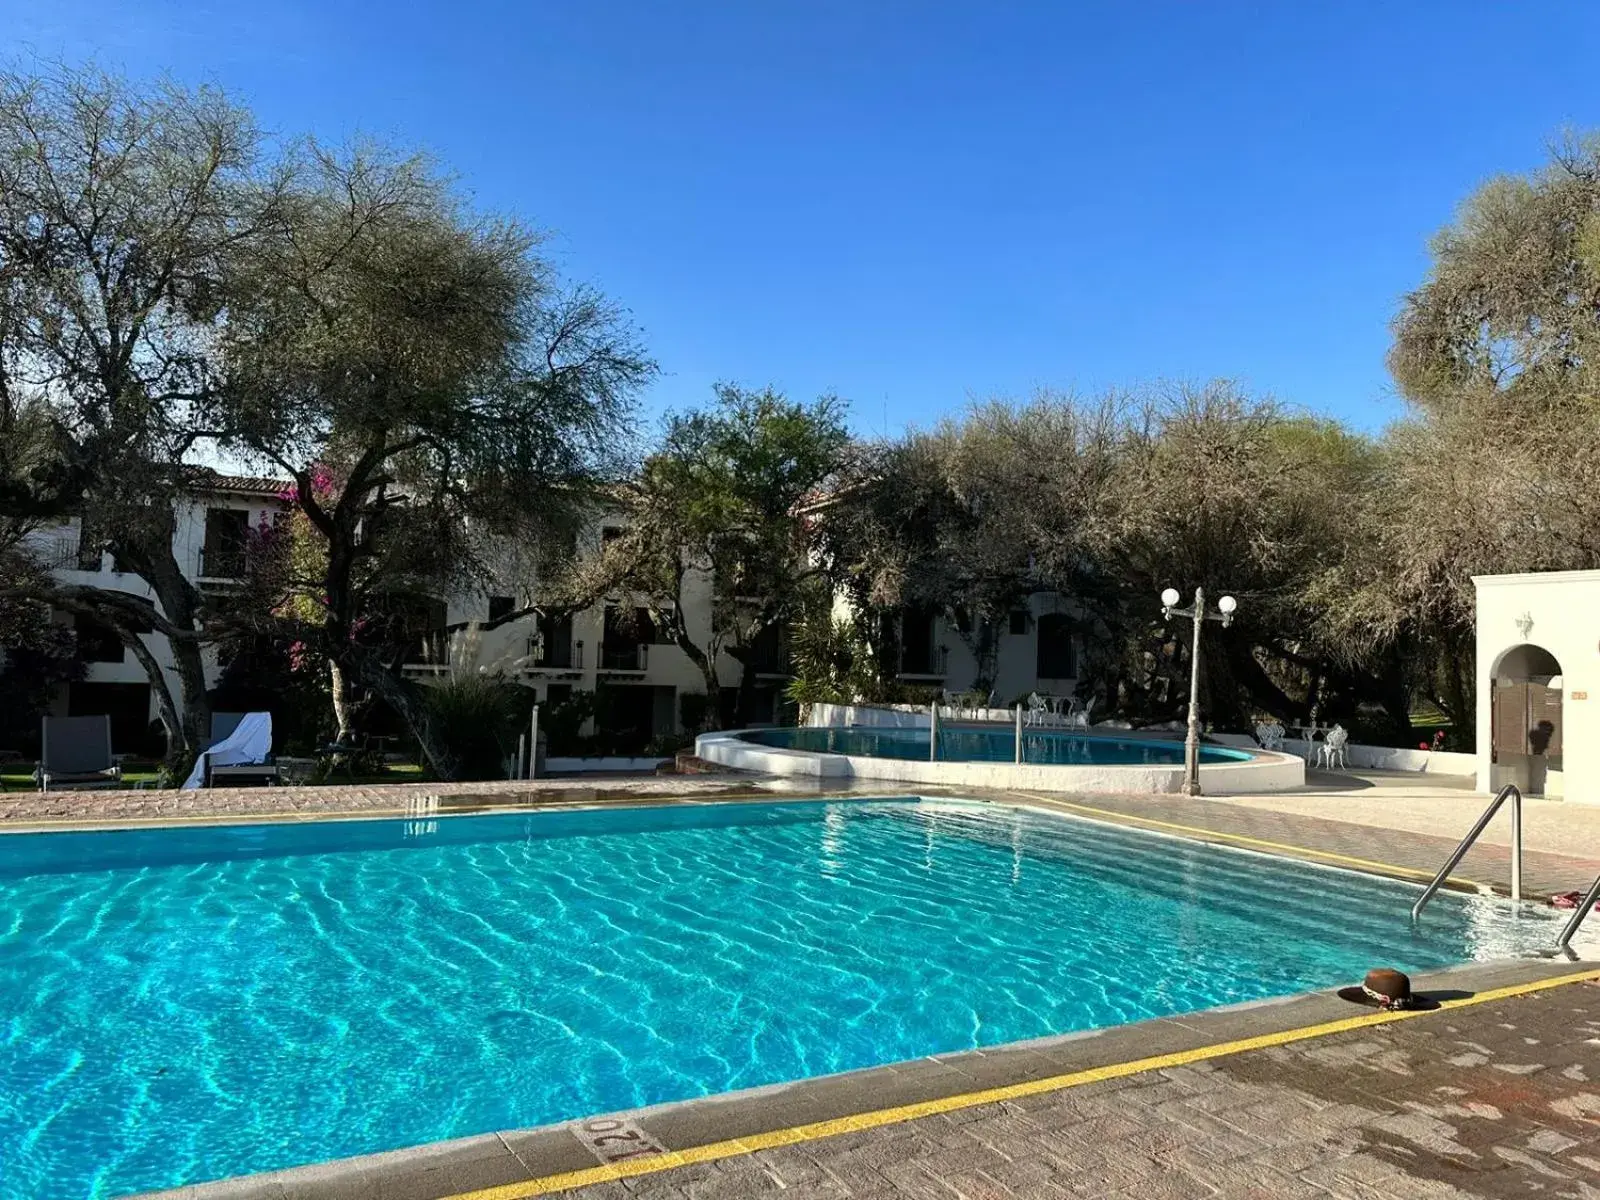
[27,489,285,730]
[1474,570,1600,803]
[695,730,1305,796]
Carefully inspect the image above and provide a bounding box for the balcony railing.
[29,536,81,570]
[197,546,245,580]
[402,633,452,673]
[599,642,649,673]
[898,646,949,680]
[526,637,582,671]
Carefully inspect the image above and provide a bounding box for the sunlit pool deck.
[2,779,1599,1200]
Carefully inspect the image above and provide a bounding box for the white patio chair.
[1317,725,1350,770]
[1025,692,1048,727]
[1070,697,1097,729]
[1254,721,1285,751]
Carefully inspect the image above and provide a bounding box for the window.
[201,508,249,578]
[488,595,516,624]
[899,607,939,675]
[74,615,125,664]
[1009,610,1029,636]
[393,595,450,664]
[639,607,665,645]
[544,683,573,708]
[535,612,574,668]
[745,623,787,673]
[76,516,104,571]
[601,605,653,669]
[1035,613,1077,680]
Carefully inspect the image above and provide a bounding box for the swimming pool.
[0,798,1565,1197]
[738,724,1254,765]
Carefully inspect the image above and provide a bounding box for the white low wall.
[1209,733,1477,777]
[805,702,1088,729]
[805,703,929,729]
[696,731,1305,796]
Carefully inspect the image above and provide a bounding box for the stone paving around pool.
[0,774,798,825]
[1015,788,1600,901]
[540,975,1600,1200]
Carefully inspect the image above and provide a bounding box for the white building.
[868,600,1084,705]
[25,474,291,754]
[22,473,1086,756]
[1473,569,1600,802]
[22,475,769,753]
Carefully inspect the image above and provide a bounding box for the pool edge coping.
[135,961,1600,1200]
[0,788,1491,895]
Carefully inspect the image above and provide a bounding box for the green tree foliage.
[589,385,849,726]
[812,384,1404,735]
[1324,135,1600,742]
[217,145,652,778]
[813,395,1117,695]
[0,66,276,762]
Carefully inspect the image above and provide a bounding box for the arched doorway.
[1490,643,1564,796]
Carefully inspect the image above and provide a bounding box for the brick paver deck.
[544,979,1600,1200]
[1017,790,1600,901]
[0,774,788,825]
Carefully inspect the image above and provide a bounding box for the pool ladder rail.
[1411,782,1599,952]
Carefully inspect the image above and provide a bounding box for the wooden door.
[1492,680,1529,757]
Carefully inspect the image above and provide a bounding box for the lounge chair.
[185,711,279,788]
[210,711,246,744]
[36,715,123,792]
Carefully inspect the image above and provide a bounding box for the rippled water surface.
[0,799,1566,1197]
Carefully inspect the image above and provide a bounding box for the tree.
[1330,134,1600,746]
[0,65,276,763]
[814,396,1116,696]
[216,144,651,778]
[812,385,1403,734]
[1077,384,1398,735]
[592,385,849,726]
[0,552,84,756]
[1390,134,1600,417]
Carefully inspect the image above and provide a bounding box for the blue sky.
[6,2,1598,434]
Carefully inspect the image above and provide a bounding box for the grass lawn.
[1,764,163,792]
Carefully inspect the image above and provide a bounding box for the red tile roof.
[185,469,294,497]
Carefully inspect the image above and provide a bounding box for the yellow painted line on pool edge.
[445,968,1600,1200]
[1025,796,1488,890]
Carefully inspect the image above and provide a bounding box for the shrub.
[419,624,533,780]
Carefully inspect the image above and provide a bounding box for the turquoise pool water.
[738,724,1254,764]
[0,798,1561,1198]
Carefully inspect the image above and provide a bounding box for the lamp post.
[1160,586,1237,797]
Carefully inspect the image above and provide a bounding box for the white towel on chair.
[183,712,273,790]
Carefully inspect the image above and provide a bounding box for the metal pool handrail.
[1556,871,1600,952]
[1411,783,1522,920]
